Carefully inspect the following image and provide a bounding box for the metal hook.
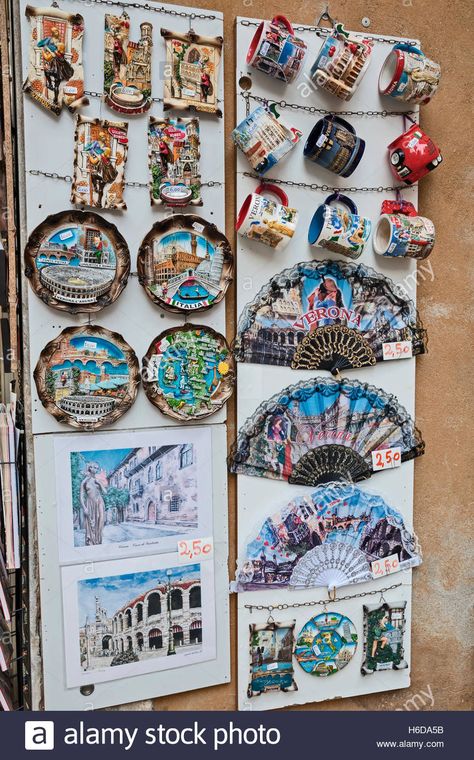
[266,606,275,624]
[316,4,336,29]
[328,586,337,602]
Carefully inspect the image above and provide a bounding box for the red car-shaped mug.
[388,124,442,184]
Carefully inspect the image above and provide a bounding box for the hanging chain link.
[242,172,412,194]
[28,169,223,188]
[244,583,403,613]
[75,0,217,21]
[241,92,416,119]
[238,19,418,46]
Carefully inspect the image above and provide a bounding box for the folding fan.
[234,260,427,375]
[228,376,425,485]
[233,482,422,593]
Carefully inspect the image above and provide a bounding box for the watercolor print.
[148,116,202,207]
[24,210,130,313]
[295,612,358,676]
[248,620,297,697]
[54,427,212,563]
[104,12,152,114]
[23,5,88,115]
[33,325,139,431]
[61,553,216,687]
[361,601,408,675]
[161,29,222,116]
[71,116,129,210]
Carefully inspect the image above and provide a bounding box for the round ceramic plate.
[142,325,235,420]
[295,612,358,676]
[34,325,139,430]
[24,210,130,313]
[137,214,233,313]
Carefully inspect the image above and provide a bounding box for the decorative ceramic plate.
[34,325,139,430]
[142,325,235,420]
[295,612,358,676]
[137,215,233,313]
[24,210,130,313]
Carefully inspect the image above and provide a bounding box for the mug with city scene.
[236,183,299,251]
[246,15,307,84]
[379,43,441,105]
[309,24,373,101]
[308,193,371,259]
[373,200,435,259]
[232,105,302,175]
[304,115,365,177]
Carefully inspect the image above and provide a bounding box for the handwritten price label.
[371,447,402,471]
[371,553,400,579]
[177,536,214,563]
[382,341,413,360]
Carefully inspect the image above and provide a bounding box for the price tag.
[371,447,402,471]
[371,553,400,579]
[266,662,278,671]
[177,536,214,563]
[382,341,413,360]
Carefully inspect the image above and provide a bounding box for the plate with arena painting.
[137,215,233,313]
[24,210,130,313]
[33,325,139,430]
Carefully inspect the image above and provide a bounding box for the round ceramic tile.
[34,325,139,430]
[24,210,130,313]
[142,325,235,421]
[137,214,233,313]
[295,612,358,676]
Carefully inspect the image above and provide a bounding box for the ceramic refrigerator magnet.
[308,194,371,259]
[388,124,442,185]
[161,28,223,116]
[104,12,152,114]
[142,325,235,421]
[33,325,139,430]
[148,116,201,207]
[304,115,365,177]
[137,215,233,313]
[23,4,88,116]
[232,106,302,175]
[236,183,299,250]
[361,601,408,675]
[295,612,357,677]
[248,620,298,697]
[309,23,373,101]
[24,210,130,312]
[373,200,435,259]
[71,116,129,210]
[246,15,307,83]
[379,44,441,105]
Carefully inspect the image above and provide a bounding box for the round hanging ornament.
[295,611,358,676]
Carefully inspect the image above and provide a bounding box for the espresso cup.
[236,183,299,251]
[310,27,373,101]
[304,115,365,177]
[246,15,307,84]
[373,201,435,259]
[308,194,371,259]
[379,44,441,105]
[232,106,301,175]
[388,124,442,185]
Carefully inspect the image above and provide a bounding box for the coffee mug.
[304,115,365,177]
[308,193,372,259]
[388,123,442,185]
[373,200,435,259]
[246,15,307,84]
[232,106,302,175]
[236,183,299,250]
[310,26,373,101]
[379,44,441,105]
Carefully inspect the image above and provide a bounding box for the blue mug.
[304,115,365,177]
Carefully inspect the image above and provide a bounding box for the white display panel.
[235,18,422,710]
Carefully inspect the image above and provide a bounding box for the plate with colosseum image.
[54,427,213,564]
[137,214,233,313]
[142,325,235,421]
[61,552,216,687]
[33,325,139,430]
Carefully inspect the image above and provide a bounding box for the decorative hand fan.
[233,482,422,593]
[234,260,427,375]
[228,377,425,485]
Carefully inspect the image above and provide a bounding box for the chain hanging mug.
[379,44,441,105]
[309,23,373,101]
[304,115,366,177]
[373,199,435,259]
[236,183,299,251]
[308,193,371,259]
[246,15,307,84]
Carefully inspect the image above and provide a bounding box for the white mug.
[236,183,299,250]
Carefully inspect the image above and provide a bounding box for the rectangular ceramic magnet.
[104,12,152,114]
[148,116,202,207]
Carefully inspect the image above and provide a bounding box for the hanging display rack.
[238,18,418,47]
[244,583,404,615]
[242,172,412,194]
[240,92,416,119]
[28,169,223,190]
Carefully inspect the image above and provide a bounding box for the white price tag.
[177,536,214,563]
[382,341,413,360]
[83,340,97,351]
[371,553,400,579]
[371,447,402,471]
[266,662,278,671]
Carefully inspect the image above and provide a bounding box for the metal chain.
[238,19,418,46]
[244,583,403,613]
[242,172,412,194]
[28,169,223,188]
[74,0,216,21]
[241,92,416,119]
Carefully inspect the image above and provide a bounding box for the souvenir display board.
[235,18,421,711]
[16,0,228,711]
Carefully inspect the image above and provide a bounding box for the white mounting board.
[235,18,422,711]
[16,0,230,710]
